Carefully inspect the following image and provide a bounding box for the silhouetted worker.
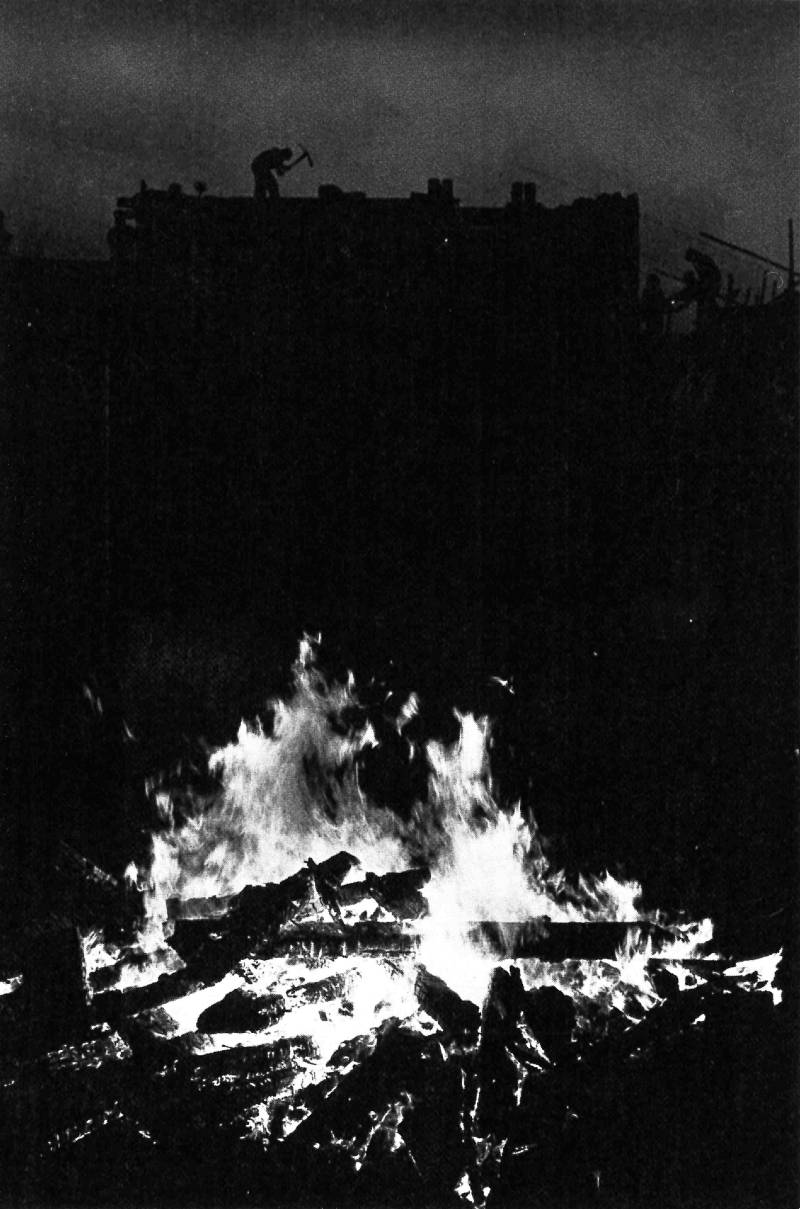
[0,211,12,256]
[251,147,293,201]
[640,272,667,337]
[685,247,721,330]
[669,269,699,316]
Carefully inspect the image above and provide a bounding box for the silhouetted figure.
[670,269,700,316]
[0,211,12,256]
[685,247,721,330]
[251,147,293,201]
[640,272,667,337]
[107,209,136,260]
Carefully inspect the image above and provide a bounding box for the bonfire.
[0,638,786,1207]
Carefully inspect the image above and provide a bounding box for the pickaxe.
[284,145,314,173]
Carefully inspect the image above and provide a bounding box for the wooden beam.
[698,230,790,274]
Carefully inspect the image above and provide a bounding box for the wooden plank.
[414,966,479,1044]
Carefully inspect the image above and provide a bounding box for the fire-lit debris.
[0,658,791,1206]
[414,966,480,1046]
[196,986,286,1032]
[0,845,789,1207]
[365,868,431,920]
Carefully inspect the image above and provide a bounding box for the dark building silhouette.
[105,178,639,644]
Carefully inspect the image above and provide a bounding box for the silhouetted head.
[280,147,293,161]
[167,182,183,199]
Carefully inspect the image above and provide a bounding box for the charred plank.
[273,920,418,958]
[92,968,204,1027]
[474,966,528,1137]
[306,852,362,921]
[276,1019,443,1159]
[307,851,361,886]
[399,1058,470,1195]
[191,1034,319,1081]
[415,966,480,1044]
[469,919,680,961]
[521,985,577,1063]
[196,987,286,1032]
[287,972,348,1005]
[365,869,430,920]
[0,1028,134,1163]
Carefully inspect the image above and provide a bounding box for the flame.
[141,639,409,930]
[123,639,723,1022]
[724,951,783,1005]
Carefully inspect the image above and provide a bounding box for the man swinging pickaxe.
[251,145,314,201]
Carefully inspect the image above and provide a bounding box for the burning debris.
[0,641,790,1206]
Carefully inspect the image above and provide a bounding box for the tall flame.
[139,639,665,957]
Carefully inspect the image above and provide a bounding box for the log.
[521,985,576,1062]
[176,868,324,977]
[167,893,233,921]
[88,943,184,995]
[196,987,286,1032]
[469,919,681,961]
[22,920,91,1054]
[123,1019,215,1068]
[92,969,205,1027]
[307,851,361,886]
[414,966,480,1044]
[398,1057,470,1193]
[190,1034,319,1082]
[273,920,418,958]
[365,869,430,920]
[275,1019,444,1158]
[287,972,348,1005]
[0,1028,134,1162]
[474,967,527,1136]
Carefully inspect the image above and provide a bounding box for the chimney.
[441,178,454,201]
[427,178,442,199]
[524,182,537,208]
[511,181,524,207]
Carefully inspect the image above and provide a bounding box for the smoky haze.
[2,0,797,269]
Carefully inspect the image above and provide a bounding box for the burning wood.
[365,868,430,919]
[414,965,480,1044]
[470,918,683,961]
[2,651,788,1206]
[196,987,286,1032]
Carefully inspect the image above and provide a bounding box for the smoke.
[2,1,796,262]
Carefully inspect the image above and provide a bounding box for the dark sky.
[3,0,798,274]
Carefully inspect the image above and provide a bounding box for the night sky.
[3,0,798,278]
